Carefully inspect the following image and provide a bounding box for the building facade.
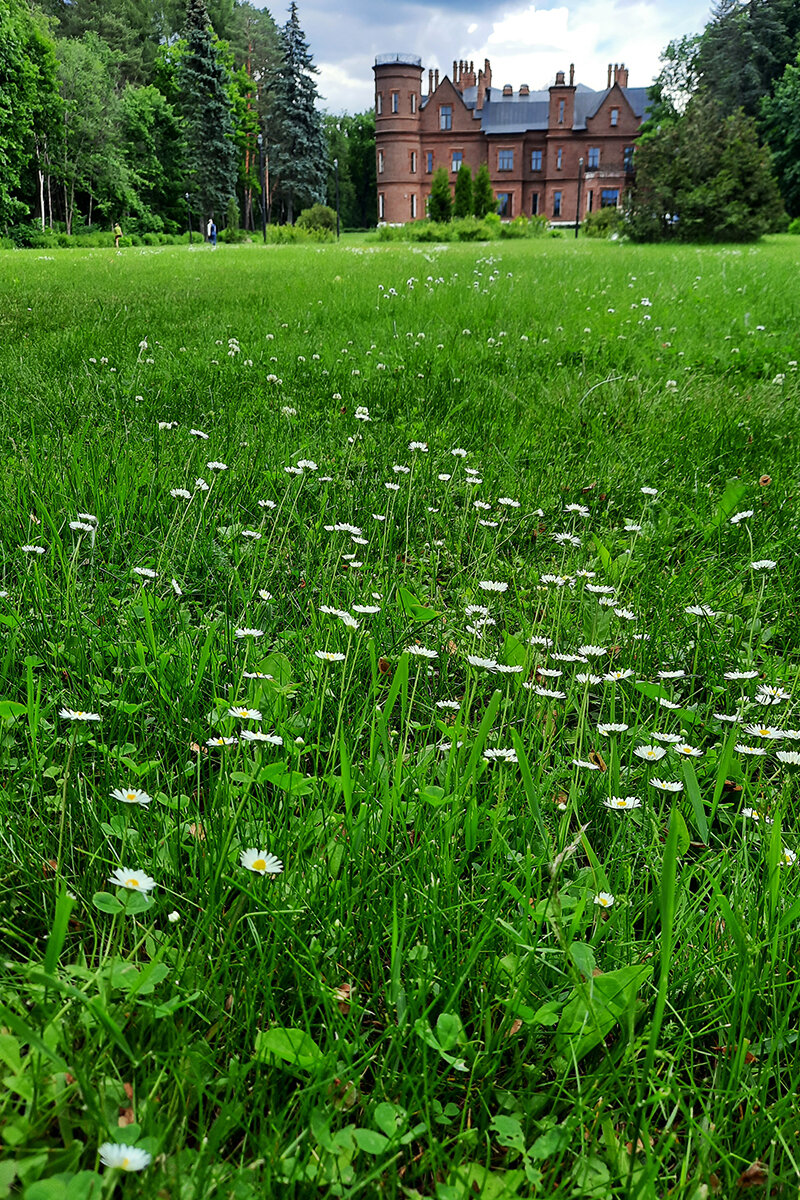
[373,54,648,225]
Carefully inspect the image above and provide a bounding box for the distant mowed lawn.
[0,235,798,1198]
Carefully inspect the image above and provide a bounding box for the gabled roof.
[422,81,650,132]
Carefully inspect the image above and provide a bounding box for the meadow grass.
[0,235,799,1198]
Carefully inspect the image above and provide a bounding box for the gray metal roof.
[420,80,650,130]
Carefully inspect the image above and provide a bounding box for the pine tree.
[180,0,237,225]
[427,166,452,221]
[268,2,326,224]
[472,162,495,218]
[453,163,473,217]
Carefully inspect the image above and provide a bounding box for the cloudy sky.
[294,0,711,113]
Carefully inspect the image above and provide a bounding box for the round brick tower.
[373,54,423,223]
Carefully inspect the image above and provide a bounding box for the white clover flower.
[594,892,615,908]
[240,848,283,875]
[60,708,101,722]
[603,796,641,810]
[108,867,156,892]
[110,787,151,807]
[99,1144,152,1171]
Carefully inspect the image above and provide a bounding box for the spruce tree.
[427,166,452,221]
[180,0,237,224]
[453,163,473,217]
[472,162,495,218]
[268,2,325,224]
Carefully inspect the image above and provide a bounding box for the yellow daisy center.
[253,858,266,871]
[126,792,136,800]
[127,878,140,888]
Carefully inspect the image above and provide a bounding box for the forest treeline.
[0,0,376,240]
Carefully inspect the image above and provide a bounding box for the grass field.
[0,235,799,1199]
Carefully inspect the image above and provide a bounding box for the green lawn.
[0,236,799,1198]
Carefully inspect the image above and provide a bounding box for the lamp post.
[575,158,583,239]
[257,133,266,244]
[185,192,192,245]
[333,156,340,240]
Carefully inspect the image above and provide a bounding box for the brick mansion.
[373,54,649,224]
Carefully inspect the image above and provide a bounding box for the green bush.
[787,216,800,235]
[296,204,337,233]
[528,214,550,237]
[499,215,529,239]
[582,206,626,239]
[408,220,451,242]
[453,217,492,241]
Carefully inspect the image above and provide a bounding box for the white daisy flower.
[483,748,518,763]
[108,867,156,892]
[479,581,508,593]
[110,787,151,807]
[70,521,95,533]
[207,461,227,471]
[675,744,703,757]
[235,628,264,638]
[59,708,101,722]
[634,745,667,762]
[603,796,641,810]
[594,892,615,908]
[730,510,753,524]
[258,499,277,509]
[780,847,797,866]
[650,778,683,792]
[315,650,346,662]
[207,735,238,747]
[776,750,800,766]
[229,706,263,721]
[572,758,600,770]
[651,732,683,744]
[404,645,438,658]
[735,744,767,756]
[189,429,209,440]
[21,545,45,554]
[240,731,283,745]
[133,567,157,579]
[240,848,283,875]
[598,722,629,735]
[98,1144,152,1171]
[170,488,192,500]
[751,560,776,570]
[724,670,759,681]
[743,724,783,739]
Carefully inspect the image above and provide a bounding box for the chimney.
[463,60,475,87]
[607,63,612,88]
[434,68,439,89]
[429,68,434,95]
[569,63,574,86]
[616,63,628,87]
[555,70,565,85]
[519,83,530,96]
[483,58,492,90]
[453,60,458,84]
